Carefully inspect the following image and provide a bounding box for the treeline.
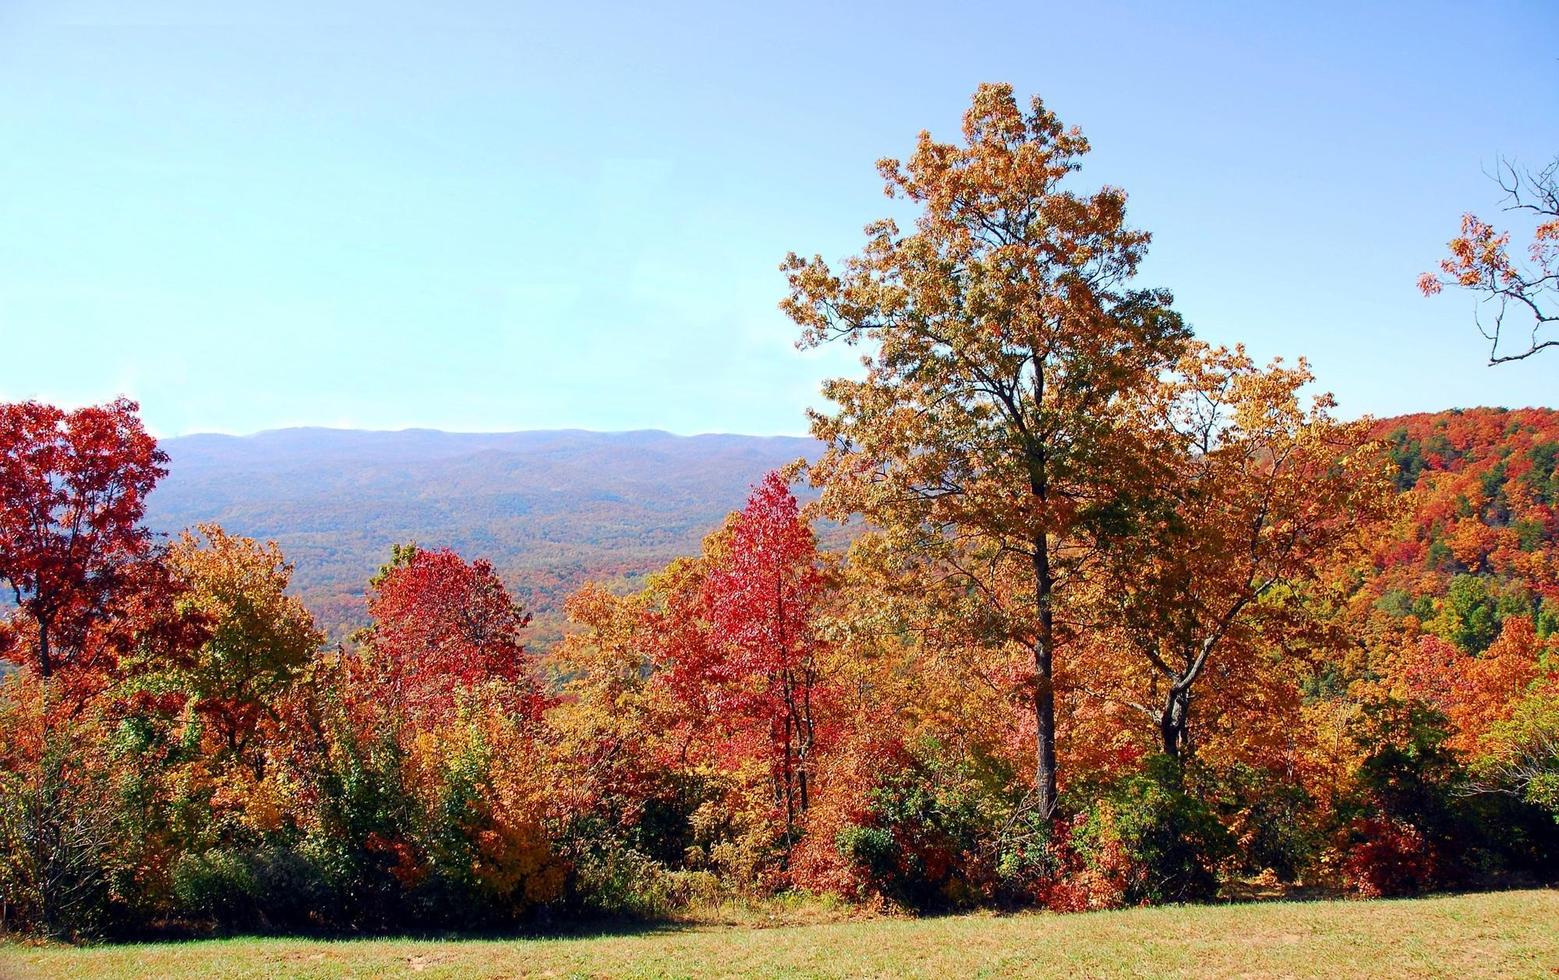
[2,85,1557,939]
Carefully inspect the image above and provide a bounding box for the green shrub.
[171,847,327,932]
[828,743,1055,911]
[171,849,257,925]
[834,825,895,882]
[0,745,121,939]
[1205,764,1322,883]
[1074,756,1230,904]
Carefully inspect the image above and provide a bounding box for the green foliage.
[1538,599,1559,641]
[1386,428,1426,491]
[555,766,719,918]
[1478,696,1559,824]
[369,542,420,588]
[1375,589,1415,619]
[1336,700,1559,890]
[570,846,725,918]
[835,759,981,910]
[831,744,1051,911]
[297,722,415,931]
[1073,757,1230,905]
[1426,539,1456,572]
[1443,574,1501,654]
[1520,442,1559,505]
[1204,764,1321,883]
[0,741,119,939]
[834,825,895,879]
[1424,429,1462,469]
[1516,518,1548,552]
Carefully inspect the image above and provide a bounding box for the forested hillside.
[144,427,821,645]
[1362,407,1559,640]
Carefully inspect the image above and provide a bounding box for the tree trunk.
[1032,537,1058,819]
[1160,687,1189,758]
[36,618,52,680]
[781,713,796,842]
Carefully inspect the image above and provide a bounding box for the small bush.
[1067,756,1231,906]
[1338,817,1436,897]
[0,745,121,939]
[171,847,327,932]
[811,741,1040,911]
[171,849,258,925]
[1206,764,1322,883]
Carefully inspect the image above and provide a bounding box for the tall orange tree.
[782,84,1187,816]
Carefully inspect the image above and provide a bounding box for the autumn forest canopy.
[2,85,1557,939]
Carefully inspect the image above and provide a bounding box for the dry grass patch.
[2,889,1555,978]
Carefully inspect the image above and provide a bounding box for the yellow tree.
[161,524,323,769]
[546,579,671,821]
[782,83,1188,816]
[1086,345,1392,760]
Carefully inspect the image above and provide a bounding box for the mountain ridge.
[144,426,824,647]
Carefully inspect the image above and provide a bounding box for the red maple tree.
[0,399,168,680]
[700,471,829,838]
[363,546,541,721]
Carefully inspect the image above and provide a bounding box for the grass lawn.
[1,889,1555,979]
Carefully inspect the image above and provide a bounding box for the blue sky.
[0,0,1554,437]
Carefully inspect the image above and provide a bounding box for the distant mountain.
[145,428,822,648]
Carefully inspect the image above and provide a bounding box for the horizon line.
[158,403,1556,443]
[161,424,821,441]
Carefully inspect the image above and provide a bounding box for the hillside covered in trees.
[143,428,822,647]
[1,85,1555,941]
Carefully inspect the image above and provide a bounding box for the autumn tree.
[0,399,167,680]
[545,577,689,849]
[1420,156,1558,363]
[1398,616,1551,755]
[360,545,539,721]
[701,471,829,841]
[159,524,324,767]
[1474,686,1559,820]
[1087,345,1392,759]
[782,83,1187,816]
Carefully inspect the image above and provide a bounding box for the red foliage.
[1339,817,1438,898]
[697,472,830,834]
[1037,814,1132,912]
[0,399,168,680]
[1367,408,1559,592]
[364,547,542,721]
[1399,619,1543,753]
[788,732,909,901]
[644,559,721,739]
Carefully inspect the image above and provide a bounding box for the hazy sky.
[1,1,1554,437]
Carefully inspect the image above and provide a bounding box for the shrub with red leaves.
[1339,816,1438,898]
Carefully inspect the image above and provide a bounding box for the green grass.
[3,890,1556,979]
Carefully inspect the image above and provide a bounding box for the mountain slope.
[145,428,820,646]
[1350,406,1559,646]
